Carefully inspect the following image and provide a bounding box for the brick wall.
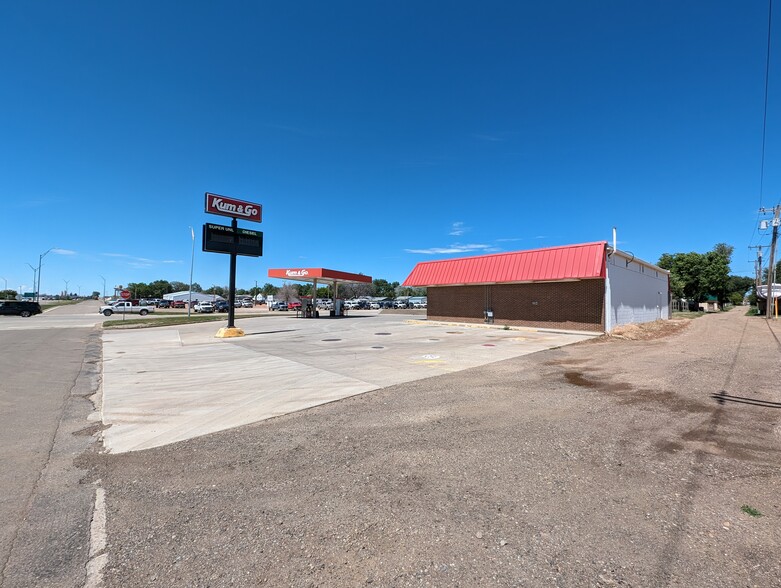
[428,280,605,332]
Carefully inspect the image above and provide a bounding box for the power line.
[759,0,774,210]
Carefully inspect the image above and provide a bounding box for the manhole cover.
[322,338,341,342]
[371,346,384,349]
[375,332,392,336]
[446,331,463,335]
[428,338,440,341]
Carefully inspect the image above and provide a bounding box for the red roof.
[403,242,607,287]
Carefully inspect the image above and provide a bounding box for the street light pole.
[26,264,37,297]
[188,226,195,318]
[99,275,106,299]
[36,247,54,303]
[63,280,69,298]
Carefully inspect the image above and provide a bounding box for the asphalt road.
[83,308,781,587]
[0,302,101,588]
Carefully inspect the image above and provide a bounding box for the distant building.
[698,295,720,313]
[163,291,225,303]
[403,241,670,333]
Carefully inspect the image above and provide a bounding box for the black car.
[157,299,172,308]
[214,300,230,312]
[0,300,42,317]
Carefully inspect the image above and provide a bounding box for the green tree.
[761,260,781,283]
[261,283,278,296]
[658,244,731,303]
[726,275,754,298]
[148,280,172,298]
[127,282,152,299]
[372,279,399,298]
[728,292,744,306]
[0,289,17,300]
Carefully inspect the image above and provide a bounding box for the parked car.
[394,300,409,309]
[194,301,214,313]
[344,300,361,310]
[99,301,155,317]
[171,300,186,309]
[369,301,380,309]
[0,300,42,317]
[157,299,172,308]
[241,299,254,308]
[288,301,302,311]
[269,301,288,311]
[214,300,230,312]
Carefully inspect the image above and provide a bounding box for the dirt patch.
[608,318,692,340]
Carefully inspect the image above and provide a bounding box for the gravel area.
[81,308,781,587]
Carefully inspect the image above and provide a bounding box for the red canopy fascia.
[403,242,607,287]
[268,268,372,284]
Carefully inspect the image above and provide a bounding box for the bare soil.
[81,308,781,587]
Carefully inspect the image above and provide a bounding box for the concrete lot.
[101,313,596,453]
[85,307,781,587]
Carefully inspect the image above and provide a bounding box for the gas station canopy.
[268,267,372,285]
[268,268,372,318]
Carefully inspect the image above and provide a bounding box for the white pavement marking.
[84,484,107,588]
[101,317,594,453]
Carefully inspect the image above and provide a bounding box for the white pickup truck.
[99,301,155,317]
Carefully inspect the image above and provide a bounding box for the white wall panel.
[605,253,669,331]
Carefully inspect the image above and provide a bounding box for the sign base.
[215,327,245,338]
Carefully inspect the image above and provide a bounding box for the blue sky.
[1,1,778,296]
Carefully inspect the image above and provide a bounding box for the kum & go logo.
[286,269,309,277]
[205,193,262,223]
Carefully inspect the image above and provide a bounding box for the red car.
[287,302,302,311]
[171,300,187,309]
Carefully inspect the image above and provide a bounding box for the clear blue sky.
[1,1,778,296]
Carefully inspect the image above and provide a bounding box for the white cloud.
[52,248,77,255]
[102,253,181,267]
[449,221,469,236]
[404,243,495,255]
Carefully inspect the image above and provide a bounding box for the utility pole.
[749,245,763,290]
[760,206,781,319]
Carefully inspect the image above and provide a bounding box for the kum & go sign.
[205,192,262,223]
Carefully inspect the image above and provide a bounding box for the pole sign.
[202,223,263,257]
[205,192,262,223]
[120,290,132,299]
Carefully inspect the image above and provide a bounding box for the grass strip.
[105,315,230,329]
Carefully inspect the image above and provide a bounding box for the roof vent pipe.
[611,227,617,256]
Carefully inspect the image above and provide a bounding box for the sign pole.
[227,217,238,329]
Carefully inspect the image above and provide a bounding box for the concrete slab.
[101,313,595,453]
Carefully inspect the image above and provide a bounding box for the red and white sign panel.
[205,192,262,223]
[120,290,131,299]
